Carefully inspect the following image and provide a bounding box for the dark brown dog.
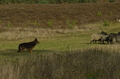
[17,38,39,53]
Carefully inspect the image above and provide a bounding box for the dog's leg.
[29,49,32,53]
[20,47,25,52]
[17,45,22,52]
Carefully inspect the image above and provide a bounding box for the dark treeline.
[0,0,116,4]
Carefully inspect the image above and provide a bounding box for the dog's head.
[34,38,39,44]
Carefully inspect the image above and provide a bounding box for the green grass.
[0,22,119,54]
[0,22,120,79]
[1,23,120,49]
[0,32,96,53]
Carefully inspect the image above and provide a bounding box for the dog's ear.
[34,38,39,43]
[34,38,37,41]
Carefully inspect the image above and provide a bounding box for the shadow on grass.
[0,49,54,56]
[85,42,109,44]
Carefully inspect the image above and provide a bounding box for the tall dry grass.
[0,21,119,41]
[0,46,120,79]
[0,22,103,41]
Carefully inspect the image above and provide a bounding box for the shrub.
[47,20,54,28]
[7,21,14,28]
[66,19,78,29]
[103,20,110,27]
[97,11,102,16]
[109,11,113,15]
[33,20,40,26]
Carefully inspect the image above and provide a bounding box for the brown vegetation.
[1,46,120,79]
[0,3,119,29]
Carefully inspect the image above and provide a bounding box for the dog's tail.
[17,45,21,52]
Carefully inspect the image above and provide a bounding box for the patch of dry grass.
[0,22,104,40]
[0,21,119,41]
[0,47,120,79]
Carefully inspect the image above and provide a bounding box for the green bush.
[66,19,78,29]
[7,21,14,28]
[33,20,40,26]
[97,11,102,16]
[103,20,110,27]
[109,11,113,15]
[47,20,53,27]
[38,0,49,4]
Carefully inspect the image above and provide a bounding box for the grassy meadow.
[0,21,120,79]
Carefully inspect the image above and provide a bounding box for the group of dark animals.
[90,31,120,44]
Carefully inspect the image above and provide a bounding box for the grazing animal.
[17,38,39,53]
[117,32,120,34]
[90,34,102,43]
[101,31,108,35]
[108,33,120,43]
[114,34,120,42]
[90,31,109,44]
[117,19,120,22]
[90,34,110,44]
[100,35,110,44]
[108,33,116,43]
[100,31,110,44]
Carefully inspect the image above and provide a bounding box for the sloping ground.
[0,3,119,28]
